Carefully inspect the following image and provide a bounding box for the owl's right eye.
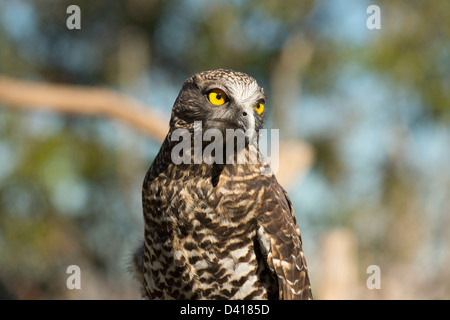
[208,89,227,106]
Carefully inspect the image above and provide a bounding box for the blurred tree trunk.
[269,33,315,186]
[317,228,359,299]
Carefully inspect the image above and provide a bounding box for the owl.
[133,69,312,300]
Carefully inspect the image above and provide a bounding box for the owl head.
[170,69,266,135]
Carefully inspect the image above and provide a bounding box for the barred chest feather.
[142,160,277,300]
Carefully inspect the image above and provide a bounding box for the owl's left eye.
[208,89,228,106]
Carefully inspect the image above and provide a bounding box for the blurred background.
[0,0,449,299]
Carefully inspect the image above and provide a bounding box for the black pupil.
[216,93,222,100]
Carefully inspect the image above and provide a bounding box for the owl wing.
[256,179,312,300]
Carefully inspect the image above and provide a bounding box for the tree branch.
[0,75,168,141]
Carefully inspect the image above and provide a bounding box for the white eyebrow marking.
[227,80,261,133]
[228,80,261,106]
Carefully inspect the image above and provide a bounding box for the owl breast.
[142,162,276,299]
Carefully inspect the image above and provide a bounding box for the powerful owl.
[133,69,312,300]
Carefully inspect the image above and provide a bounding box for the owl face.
[171,69,266,135]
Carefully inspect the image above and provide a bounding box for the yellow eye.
[208,89,227,106]
[255,103,264,115]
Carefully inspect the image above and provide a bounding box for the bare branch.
[0,75,168,141]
